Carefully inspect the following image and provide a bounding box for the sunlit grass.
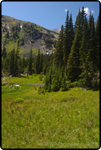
[2,75,99,148]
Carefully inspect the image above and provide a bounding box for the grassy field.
[2,75,99,148]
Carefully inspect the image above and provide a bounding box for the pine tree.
[75,8,81,33]
[67,7,87,82]
[68,13,74,50]
[40,53,43,73]
[67,13,82,82]
[9,48,15,75]
[54,25,64,65]
[63,11,69,66]
[79,16,90,87]
[3,54,10,72]
[87,14,96,70]
[15,40,20,76]
[95,13,100,71]
[2,46,7,59]
[35,49,40,74]
[28,48,33,75]
[22,55,25,73]
[19,56,22,75]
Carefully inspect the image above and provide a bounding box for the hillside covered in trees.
[2,7,100,91]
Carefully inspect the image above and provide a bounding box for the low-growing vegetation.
[2,75,99,148]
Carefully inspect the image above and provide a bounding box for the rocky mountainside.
[52,28,61,33]
[2,15,59,57]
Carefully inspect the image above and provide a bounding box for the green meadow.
[2,75,99,148]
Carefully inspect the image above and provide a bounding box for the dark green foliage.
[54,11,74,66]
[2,53,10,71]
[14,40,20,76]
[95,13,100,71]
[67,28,81,82]
[35,49,43,74]
[5,31,9,38]
[43,38,54,49]
[63,11,70,65]
[39,73,44,81]
[2,46,7,59]
[28,48,33,75]
[54,25,64,65]
[44,66,68,92]
[9,48,15,75]
[22,55,25,73]
[38,87,45,95]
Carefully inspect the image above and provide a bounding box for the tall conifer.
[63,11,69,66]
[9,48,15,75]
[95,13,100,70]
[54,25,64,65]
[28,48,33,75]
[15,40,20,76]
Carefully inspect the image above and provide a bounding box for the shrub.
[60,77,68,91]
[67,80,83,89]
[38,87,45,95]
[91,80,100,91]
[39,74,43,81]
[15,98,24,103]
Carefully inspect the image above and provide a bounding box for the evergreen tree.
[19,56,22,75]
[75,8,81,33]
[9,48,15,75]
[28,48,33,75]
[63,11,69,66]
[95,13,100,71]
[15,40,20,76]
[40,53,43,73]
[68,13,74,50]
[84,14,96,87]
[67,7,87,82]
[67,29,81,82]
[3,53,10,72]
[87,14,96,69]
[35,49,40,74]
[79,16,90,87]
[54,25,64,65]
[2,46,7,59]
[22,55,25,73]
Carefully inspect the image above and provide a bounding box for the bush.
[67,80,84,89]
[91,80,100,91]
[15,98,24,103]
[39,74,43,81]
[60,77,68,91]
[43,66,68,92]
[38,87,45,94]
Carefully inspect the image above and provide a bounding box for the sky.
[1,1,100,30]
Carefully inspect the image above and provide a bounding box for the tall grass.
[2,75,99,148]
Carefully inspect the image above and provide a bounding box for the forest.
[2,7,100,91]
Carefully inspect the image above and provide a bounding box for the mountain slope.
[52,28,61,33]
[2,15,59,56]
